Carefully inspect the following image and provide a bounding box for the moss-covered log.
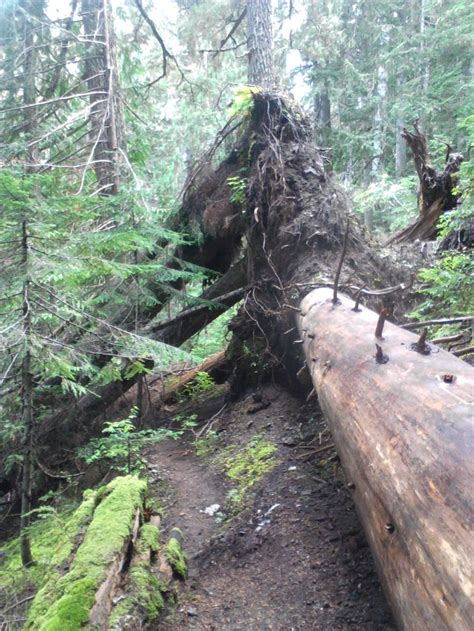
[297,287,474,630]
[25,476,147,630]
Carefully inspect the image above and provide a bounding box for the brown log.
[297,287,474,630]
[149,257,247,344]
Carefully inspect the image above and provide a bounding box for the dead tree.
[297,288,474,630]
[388,122,463,243]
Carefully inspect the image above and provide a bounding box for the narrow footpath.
[146,386,395,630]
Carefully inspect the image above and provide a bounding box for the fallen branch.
[402,316,473,330]
[147,287,247,337]
[453,346,474,357]
[430,332,469,345]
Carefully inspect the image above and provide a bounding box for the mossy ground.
[214,435,278,513]
[194,433,278,514]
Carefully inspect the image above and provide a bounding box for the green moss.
[25,475,146,631]
[218,436,278,513]
[136,523,160,555]
[132,567,165,617]
[0,490,97,603]
[38,577,97,631]
[165,538,187,579]
[109,523,165,628]
[109,567,165,628]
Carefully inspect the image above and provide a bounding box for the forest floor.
[144,384,395,630]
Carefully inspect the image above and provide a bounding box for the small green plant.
[194,430,221,458]
[79,407,176,474]
[410,252,474,321]
[227,85,261,118]
[178,371,215,402]
[172,413,198,432]
[227,174,247,205]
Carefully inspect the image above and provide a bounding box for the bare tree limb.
[199,41,247,55]
[43,0,79,99]
[133,0,188,87]
[402,316,473,330]
[207,8,247,59]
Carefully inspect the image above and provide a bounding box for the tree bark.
[297,287,474,631]
[314,80,332,168]
[247,0,274,88]
[395,118,407,177]
[20,221,33,567]
[147,257,247,344]
[82,0,123,194]
[18,2,42,562]
[371,64,387,179]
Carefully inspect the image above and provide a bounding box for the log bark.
[297,287,474,630]
[148,257,247,344]
[89,507,141,628]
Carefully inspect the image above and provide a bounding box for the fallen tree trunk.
[36,260,246,460]
[387,123,463,244]
[148,256,247,344]
[297,287,474,630]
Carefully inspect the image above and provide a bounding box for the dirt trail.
[146,439,226,571]
[146,386,395,630]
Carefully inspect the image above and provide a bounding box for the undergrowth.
[0,477,147,630]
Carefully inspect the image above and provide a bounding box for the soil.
[145,384,396,630]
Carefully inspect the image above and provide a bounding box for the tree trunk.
[371,64,387,180]
[314,80,332,169]
[395,118,407,177]
[419,0,430,93]
[247,0,274,88]
[20,221,33,567]
[147,257,247,344]
[18,3,41,562]
[82,0,123,194]
[297,287,474,631]
[387,123,463,243]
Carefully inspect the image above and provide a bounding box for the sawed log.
[297,287,473,630]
